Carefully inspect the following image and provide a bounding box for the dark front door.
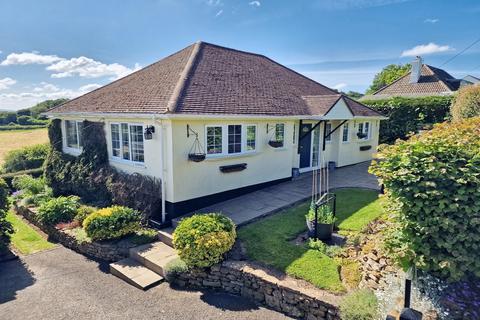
[299,123,312,168]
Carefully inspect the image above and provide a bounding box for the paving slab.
[110,258,163,290]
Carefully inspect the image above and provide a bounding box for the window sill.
[64,147,82,156]
[110,157,146,168]
[205,151,258,161]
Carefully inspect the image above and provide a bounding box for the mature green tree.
[29,99,68,119]
[366,64,411,94]
[450,85,480,122]
[343,91,364,100]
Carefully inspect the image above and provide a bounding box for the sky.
[0,0,479,111]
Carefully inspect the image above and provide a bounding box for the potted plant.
[188,153,206,162]
[306,201,336,240]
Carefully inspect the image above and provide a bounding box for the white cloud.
[424,18,439,24]
[401,43,452,57]
[332,83,347,90]
[249,1,261,7]
[215,9,223,17]
[1,52,63,66]
[0,77,16,90]
[0,83,103,110]
[46,57,140,80]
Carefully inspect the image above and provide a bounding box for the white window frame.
[63,120,83,154]
[109,122,145,165]
[357,121,371,141]
[342,122,350,143]
[205,124,257,158]
[324,122,332,144]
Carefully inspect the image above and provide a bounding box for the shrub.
[83,206,141,241]
[2,143,49,173]
[362,96,451,143]
[37,196,80,225]
[0,178,13,251]
[451,85,480,122]
[0,178,8,211]
[370,118,480,280]
[129,228,158,245]
[12,174,52,206]
[173,213,236,268]
[75,205,96,224]
[163,257,189,282]
[306,202,336,224]
[339,289,379,320]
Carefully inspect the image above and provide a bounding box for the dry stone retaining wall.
[174,260,341,320]
[15,205,133,262]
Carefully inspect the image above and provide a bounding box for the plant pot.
[268,140,283,148]
[359,145,372,151]
[306,218,333,240]
[188,153,206,162]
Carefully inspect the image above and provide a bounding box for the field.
[0,128,49,165]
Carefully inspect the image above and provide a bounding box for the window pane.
[129,125,144,162]
[358,123,364,135]
[77,121,84,147]
[65,120,78,148]
[207,126,222,154]
[111,124,121,157]
[121,123,130,160]
[325,123,332,142]
[275,124,285,147]
[342,123,349,142]
[364,122,370,139]
[246,125,256,151]
[228,125,242,154]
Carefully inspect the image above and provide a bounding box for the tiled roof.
[48,42,382,118]
[370,64,457,98]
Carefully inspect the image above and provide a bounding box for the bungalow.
[45,41,385,223]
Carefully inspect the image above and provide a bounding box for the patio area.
[174,161,379,227]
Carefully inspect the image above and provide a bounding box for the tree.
[450,85,480,122]
[29,99,68,119]
[366,64,411,94]
[343,91,364,100]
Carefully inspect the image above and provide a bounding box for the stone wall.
[15,205,134,262]
[174,260,341,320]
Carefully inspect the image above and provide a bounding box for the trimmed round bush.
[37,196,80,225]
[83,205,141,241]
[370,118,480,280]
[339,289,379,320]
[173,213,236,268]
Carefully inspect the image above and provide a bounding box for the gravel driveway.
[0,247,289,320]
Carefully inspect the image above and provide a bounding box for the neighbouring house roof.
[47,41,383,118]
[365,64,461,100]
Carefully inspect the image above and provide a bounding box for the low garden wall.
[15,204,134,262]
[173,260,341,320]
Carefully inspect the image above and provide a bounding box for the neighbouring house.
[362,56,479,100]
[45,41,385,223]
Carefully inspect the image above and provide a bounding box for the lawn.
[238,188,383,293]
[6,210,56,254]
[0,128,48,165]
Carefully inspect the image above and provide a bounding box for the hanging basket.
[268,140,284,148]
[187,127,206,162]
[188,153,206,162]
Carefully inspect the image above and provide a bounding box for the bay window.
[206,124,257,156]
[110,123,144,163]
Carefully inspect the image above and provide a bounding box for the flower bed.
[15,204,156,262]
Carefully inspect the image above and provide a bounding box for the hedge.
[370,118,480,280]
[0,124,47,131]
[1,143,49,173]
[0,168,44,188]
[361,96,452,143]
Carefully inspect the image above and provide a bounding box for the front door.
[299,123,312,168]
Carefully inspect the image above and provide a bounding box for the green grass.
[238,188,382,293]
[6,210,56,254]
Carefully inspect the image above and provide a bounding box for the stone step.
[109,258,164,290]
[129,241,178,277]
[157,227,174,248]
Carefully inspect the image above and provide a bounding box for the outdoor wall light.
[144,126,155,140]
